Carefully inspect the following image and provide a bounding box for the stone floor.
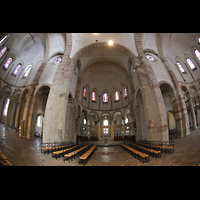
[0,123,200,166]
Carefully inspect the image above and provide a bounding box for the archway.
[29,85,50,139]
[136,89,147,141]
[182,85,197,130]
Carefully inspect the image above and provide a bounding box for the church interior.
[0,33,200,166]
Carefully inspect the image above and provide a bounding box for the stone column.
[43,56,76,143]
[134,33,169,141]
[189,98,197,130]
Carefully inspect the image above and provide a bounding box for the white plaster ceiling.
[70,33,138,58]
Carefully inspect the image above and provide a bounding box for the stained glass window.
[197,37,200,44]
[176,62,185,73]
[0,35,7,45]
[115,91,119,101]
[103,93,108,103]
[4,57,12,69]
[91,91,96,102]
[3,98,10,117]
[23,65,32,77]
[186,58,196,70]
[124,86,128,98]
[194,49,200,61]
[53,57,62,64]
[13,64,22,75]
[83,87,87,97]
[146,54,156,62]
[0,46,7,59]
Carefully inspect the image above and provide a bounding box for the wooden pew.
[121,144,149,164]
[0,150,12,166]
[79,145,97,165]
[52,145,80,159]
[63,145,89,162]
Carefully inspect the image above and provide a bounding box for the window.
[13,64,22,75]
[0,46,7,59]
[197,37,200,44]
[124,86,128,98]
[91,91,96,102]
[146,54,156,62]
[194,49,200,62]
[37,115,43,127]
[103,119,109,135]
[103,119,109,126]
[186,58,196,70]
[176,62,185,73]
[103,93,108,103]
[53,57,62,65]
[115,91,119,101]
[83,87,87,97]
[23,64,32,77]
[83,119,86,125]
[125,117,128,124]
[4,57,12,69]
[0,34,8,45]
[3,98,10,117]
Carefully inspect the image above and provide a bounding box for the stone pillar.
[111,121,114,141]
[134,33,169,141]
[189,98,197,130]
[43,56,76,143]
[98,122,101,141]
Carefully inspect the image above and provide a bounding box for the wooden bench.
[52,145,80,159]
[79,145,96,165]
[137,142,174,154]
[129,142,161,158]
[41,143,74,154]
[121,144,149,164]
[63,145,89,162]
[0,150,12,166]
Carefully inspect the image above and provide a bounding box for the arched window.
[91,91,96,102]
[103,93,108,103]
[0,46,7,59]
[197,37,200,44]
[194,49,200,62]
[124,86,128,98]
[186,58,196,70]
[23,64,32,77]
[83,87,87,97]
[176,62,186,73]
[13,64,22,75]
[146,54,156,62]
[3,98,10,117]
[4,57,12,69]
[115,91,119,101]
[37,115,43,127]
[0,34,8,45]
[53,57,62,65]
[103,119,109,135]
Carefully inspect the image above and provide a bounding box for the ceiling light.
[108,40,114,46]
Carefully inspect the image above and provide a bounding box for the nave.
[0,123,200,166]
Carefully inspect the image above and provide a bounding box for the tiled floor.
[0,123,200,166]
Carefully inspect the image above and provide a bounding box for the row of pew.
[121,144,149,164]
[79,145,97,165]
[121,141,174,164]
[41,142,97,165]
[137,142,174,154]
[41,143,74,154]
[0,150,12,166]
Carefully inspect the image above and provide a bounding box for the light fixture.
[108,40,114,46]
